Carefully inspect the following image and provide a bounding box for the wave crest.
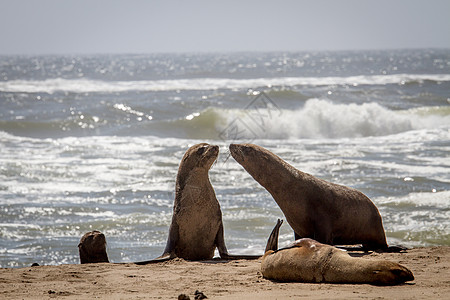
[205,99,449,139]
[1,74,449,93]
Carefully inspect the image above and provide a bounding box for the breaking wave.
[2,99,448,139]
[171,99,450,139]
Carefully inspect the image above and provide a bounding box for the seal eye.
[197,146,206,155]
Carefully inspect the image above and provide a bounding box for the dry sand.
[1,246,449,299]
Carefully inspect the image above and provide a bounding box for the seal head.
[78,230,109,264]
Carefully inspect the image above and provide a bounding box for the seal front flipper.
[161,218,180,257]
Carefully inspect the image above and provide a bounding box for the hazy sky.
[0,0,449,54]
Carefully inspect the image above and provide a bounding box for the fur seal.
[136,143,260,264]
[229,143,391,251]
[78,230,109,264]
[261,219,414,285]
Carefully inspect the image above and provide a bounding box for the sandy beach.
[1,246,449,299]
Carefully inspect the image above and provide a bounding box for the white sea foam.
[377,190,450,208]
[1,74,449,93]
[376,191,450,247]
[211,99,450,139]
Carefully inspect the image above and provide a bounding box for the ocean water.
[0,49,449,268]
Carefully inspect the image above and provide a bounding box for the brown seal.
[261,219,414,285]
[229,143,391,251]
[78,230,109,264]
[136,143,260,264]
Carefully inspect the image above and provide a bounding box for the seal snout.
[209,144,219,154]
[369,260,415,285]
[229,143,245,162]
[393,265,415,284]
[200,144,219,169]
[206,144,219,160]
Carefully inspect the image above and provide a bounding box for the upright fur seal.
[230,143,390,250]
[78,230,109,264]
[261,219,414,285]
[136,143,260,264]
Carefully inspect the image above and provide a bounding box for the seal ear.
[265,219,283,253]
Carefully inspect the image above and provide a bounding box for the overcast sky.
[0,0,449,54]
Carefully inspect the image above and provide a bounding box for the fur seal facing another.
[230,143,392,251]
[78,230,109,264]
[261,220,414,285]
[136,143,260,264]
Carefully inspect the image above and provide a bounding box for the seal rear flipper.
[220,219,285,260]
[216,222,261,260]
[265,219,283,252]
[134,218,179,265]
[133,253,174,265]
[386,245,408,252]
[162,218,180,255]
[376,245,408,253]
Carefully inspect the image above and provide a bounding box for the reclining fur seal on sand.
[230,143,401,251]
[261,219,414,285]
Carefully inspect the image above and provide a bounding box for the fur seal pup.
[229,143,391,251]
[136,143,260,264]
[78,230,109,264]
[261,220,414,285]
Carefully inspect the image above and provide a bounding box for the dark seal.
[78,230,109,264]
